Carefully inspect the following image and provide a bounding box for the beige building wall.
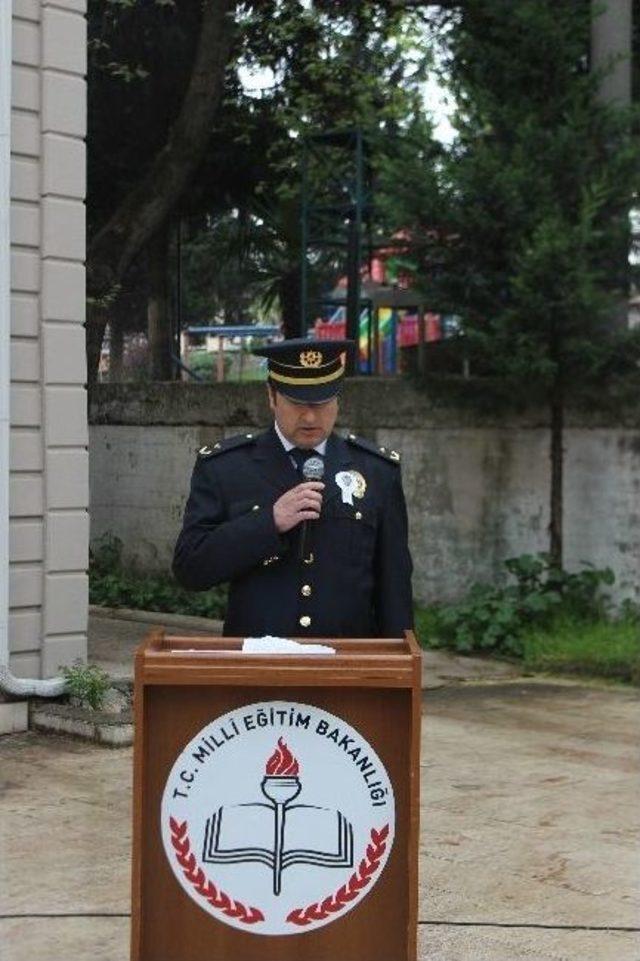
[10,0,88,678]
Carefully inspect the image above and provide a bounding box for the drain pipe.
[0,6,64,697]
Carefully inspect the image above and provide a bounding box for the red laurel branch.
[286,824,390,926]
[169,817,264,925]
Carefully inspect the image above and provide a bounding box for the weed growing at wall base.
[89,533,227,620]
[61,661,111,711]
[416,554,640,682]
[416,554,614,656]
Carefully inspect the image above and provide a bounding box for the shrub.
[89,533,227,619]
[417,554,615,657]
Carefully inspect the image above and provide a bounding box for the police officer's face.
[268,388,338,448]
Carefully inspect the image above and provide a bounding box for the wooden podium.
[131,631,422,961]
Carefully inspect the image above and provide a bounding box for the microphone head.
[302,455,325,481]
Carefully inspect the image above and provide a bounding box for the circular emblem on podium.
[161,701,395,935]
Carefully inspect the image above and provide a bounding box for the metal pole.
[345,130,363,372]
[300,143,309,339]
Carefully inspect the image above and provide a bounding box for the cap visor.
[270,379,343,404]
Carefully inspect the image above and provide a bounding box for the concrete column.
[591,0,632,105]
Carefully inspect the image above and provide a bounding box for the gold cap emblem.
[299,350,323,368]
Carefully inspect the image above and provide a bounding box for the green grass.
[415,604,640,684]
[520,616,640,683]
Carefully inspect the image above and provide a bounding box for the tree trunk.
[86,303,109,384]
[147,229,173,381]
[109,318,124,382]
[86,0,237,382]
[279,265,302,340]
[549,378,564,568]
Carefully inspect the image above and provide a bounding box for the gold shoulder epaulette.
[346,433,401,464]
[198,433,256,458]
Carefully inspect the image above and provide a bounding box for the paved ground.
[1,673,638,960]
[87,609,521,688]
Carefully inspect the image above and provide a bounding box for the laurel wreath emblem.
[299,349,323,368]
[169,817,264,925]
[286,824,389,925]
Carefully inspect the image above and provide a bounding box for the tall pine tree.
[385,0,639,566]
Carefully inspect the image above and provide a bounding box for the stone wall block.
[10,249,39,292]
[11,65,39,111]
[41,260,85,322]
[9,565,42,608]
[8,611,43,654]
[12,0,40,22]
[10,156,38,201]
[10,338,40,382]
[9,473,43,516]
[42,72,86,138]
[10,109,40,157]
[46,448,89,508]
[10,293,39,337]
[10,429,43,471]
[42,634,87,677]
[12,18,39,66]
[10,385,41,427]
[10,201,40,247]
[42,197,85,260]
[42,134,86,199]
[44,387,88,446]
[46,510,89,571]
[9,653,42,678]
[44,574,88,634]
[41,635,86,678]
[43,323,86,384]
[42,0,87,12]
[9,520,44,563]
[42,7,86,74]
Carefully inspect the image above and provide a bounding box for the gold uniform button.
[355,511,362,520]
[301,584,312,597]
[299,615,311,628]
[252,504,260,511]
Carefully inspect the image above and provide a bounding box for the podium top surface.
[135,631,422,689]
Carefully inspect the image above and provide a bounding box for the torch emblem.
[202,737,354,896]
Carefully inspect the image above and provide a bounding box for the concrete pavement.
[1,679,638,961]
[87,608,521,688]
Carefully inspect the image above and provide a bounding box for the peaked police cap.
[253,338,354,403]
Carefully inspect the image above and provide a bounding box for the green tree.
[87,0,237,381]
[87,0,437,376]
[383,0,640,566]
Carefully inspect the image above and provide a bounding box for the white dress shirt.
[274,420,327,462]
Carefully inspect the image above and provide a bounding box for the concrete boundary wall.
[89,382,640,605]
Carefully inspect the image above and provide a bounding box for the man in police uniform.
[172,338,413,638]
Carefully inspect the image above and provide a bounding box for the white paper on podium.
[242,635,336,655]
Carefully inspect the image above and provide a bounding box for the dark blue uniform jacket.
[172,428,413,638]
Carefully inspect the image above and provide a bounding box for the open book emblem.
[202,737,354,895]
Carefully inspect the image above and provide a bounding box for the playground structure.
[314,307,445,375]
[300,128,454,376]
[177,128,454,383]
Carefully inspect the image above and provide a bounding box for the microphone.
[300,455,325,562]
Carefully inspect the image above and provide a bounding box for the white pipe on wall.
[0,2,64,697]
